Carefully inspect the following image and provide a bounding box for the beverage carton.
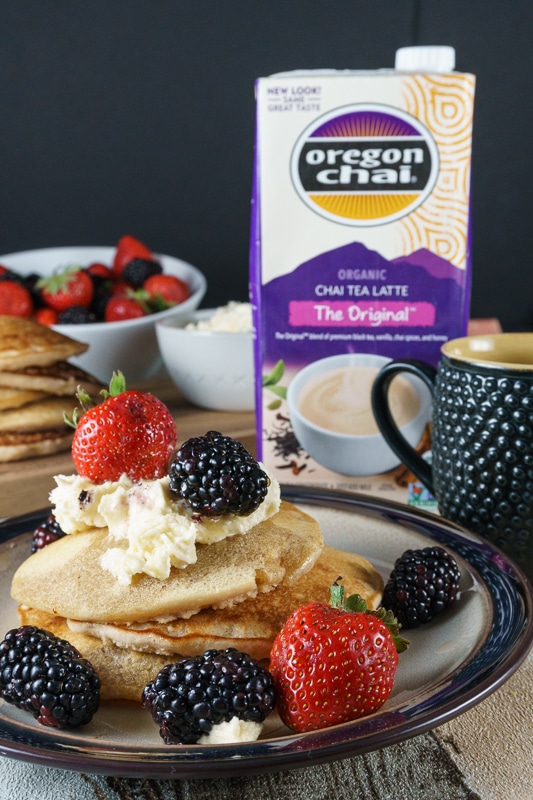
[250,48,475,506]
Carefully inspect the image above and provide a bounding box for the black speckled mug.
[372,334,533,578]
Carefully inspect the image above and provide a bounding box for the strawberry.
[37,266,94,312]
[86,262,114,281]
[0,280,34,317]
[34,307,59,326]
[110,280,132,296]
[113,235,153,279]
[143,274,190,309]
[104,294,147,322]
[69,371,178,483]
[269,584,408,733]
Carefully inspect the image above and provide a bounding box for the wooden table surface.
[0,380,256,520]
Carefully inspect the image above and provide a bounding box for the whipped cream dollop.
[49,467,280,585]
[186,301,252,333]
[198,717,262,744]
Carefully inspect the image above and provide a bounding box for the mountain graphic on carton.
[391,248,466,287]
[259,240,470,367]
[264,241,465,289]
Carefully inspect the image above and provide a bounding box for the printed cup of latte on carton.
[250,46,476,504]
[287,353,431,477]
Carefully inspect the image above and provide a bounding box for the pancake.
[11,501,325,623]
[0,396,76,432]
[0,428,73,462]
[0,316,88,370]
[67,545,383,659]
[0,361,102,396]
[0,386,48,411]
[17,607,170,701]
[18,544,384,701]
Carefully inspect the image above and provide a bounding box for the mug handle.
[371,360,437,493]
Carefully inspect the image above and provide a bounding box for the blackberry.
[142,648,276,744]
[31,514,66,553]
[86,271,111,294]
[90,282,112,321]
[0,269,23,283]
[22,272,45,308]
[168,431,270,517]
[123,258,162,287]
[57,304,92,324]
[0,626,100,728]
[382,546,461,629]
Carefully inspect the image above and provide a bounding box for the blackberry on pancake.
[169,431,270,517]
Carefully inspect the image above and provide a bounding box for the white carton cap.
[395,46,456,73]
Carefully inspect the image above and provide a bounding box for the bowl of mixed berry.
[0,235,207,382]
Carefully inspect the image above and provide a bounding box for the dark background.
[1,2,531,330]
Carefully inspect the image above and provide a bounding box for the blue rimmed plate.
[0,486,531,779]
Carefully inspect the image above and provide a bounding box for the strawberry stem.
[331,582,410,655]
[64,371,127,428]
[329,577,345,609]
[345,593,370,613]
[36,264,83,293]
[106,370,127,398]
[63,386,95,428]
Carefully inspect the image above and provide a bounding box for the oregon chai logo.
[290,104,439,226]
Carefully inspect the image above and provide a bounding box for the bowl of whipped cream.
[156,301,254,411]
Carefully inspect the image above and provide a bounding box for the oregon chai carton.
[250,48,475,507]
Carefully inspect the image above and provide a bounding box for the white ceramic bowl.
[286,353,432,476]
[1,246,207,383]
[155,309,254,411]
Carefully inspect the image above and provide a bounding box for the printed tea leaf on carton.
[263,360,287,408]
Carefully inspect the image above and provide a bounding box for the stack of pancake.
[12,501,384,700]
[0,316,101,462]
